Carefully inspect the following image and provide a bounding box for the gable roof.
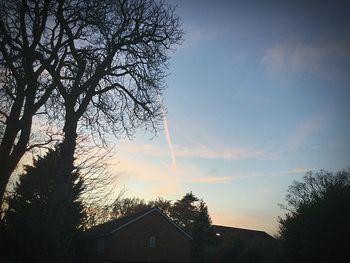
[82,207,192,240]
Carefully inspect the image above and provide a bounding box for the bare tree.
[0,0,183,205]
[74,141,125,229]
[41,0,183,230]
[0,0,66,204]
[46,0,183,181]
[40,0,184,219]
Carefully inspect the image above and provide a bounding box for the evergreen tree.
[170,192,216,262]
[3,146,86,262]
[191,201,217,262]
[170,192,199,233]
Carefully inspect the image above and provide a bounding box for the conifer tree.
[3,146,86,262]
[170,192,199,233]
[170,192,216,261]
[191,201,217,262]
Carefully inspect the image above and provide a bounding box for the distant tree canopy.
[2,146,86,262]
[278,168,350,263]
[111,196,172,219]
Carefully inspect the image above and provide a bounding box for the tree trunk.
[58,113,78,179]
[0,95,24,205]
[0,55,37,206]
[0,133,19,205]
[42,110,79,261]
[0,111,32,206]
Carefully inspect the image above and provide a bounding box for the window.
[149,236,156,248]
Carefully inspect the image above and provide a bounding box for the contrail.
[157,94,177,172]
[163,113,177,171]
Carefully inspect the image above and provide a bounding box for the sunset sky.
[108,0,350,235]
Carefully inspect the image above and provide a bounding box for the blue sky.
[109,0,350,235]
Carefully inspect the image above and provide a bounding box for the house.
[213,224,276,246]
[209,225,280,262]
[78,207,192,263]
[78,208,279,263]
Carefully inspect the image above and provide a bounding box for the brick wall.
[95,211,191,263]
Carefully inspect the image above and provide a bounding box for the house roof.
[82,207,192,240]
[212,224,275,246]
[213,225,273,240]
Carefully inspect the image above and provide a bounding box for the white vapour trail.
[163,114,177,171]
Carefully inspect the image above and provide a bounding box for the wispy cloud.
[181,175,233,184]
[287,112,331,150]
[179,22,228,51]
[108,155,236,199]
[278,167,313,175]
[261,33,350,82]
[109,158,170,182]
[175,145,265,160]
[110,156,234,185]
[118,143,270,161]
[108,156,182,198]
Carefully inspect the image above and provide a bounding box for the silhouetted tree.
[171,192,199,233]
[40,0,182,237]
[80,196,173,228]
[191,201,217,262]
[111,197,149,218]
[148,197,172,216]
[170,192,217,261]
[0,0,64,205]
[46,0,183,193]
[0,0,183,207]
[74,144,123,229]
[2,146,86,262]
[278,168,350,263]
[104,197,172,222]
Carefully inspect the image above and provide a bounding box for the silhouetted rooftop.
[81,207,192,240]
[213,225,274,241]
[81,208,155,238]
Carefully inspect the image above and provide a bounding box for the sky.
[107,0,350,235]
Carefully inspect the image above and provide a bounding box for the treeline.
[0,146,215,262]
[2,144,349,262]
[0,146,277,263]
[278,168,350,263]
